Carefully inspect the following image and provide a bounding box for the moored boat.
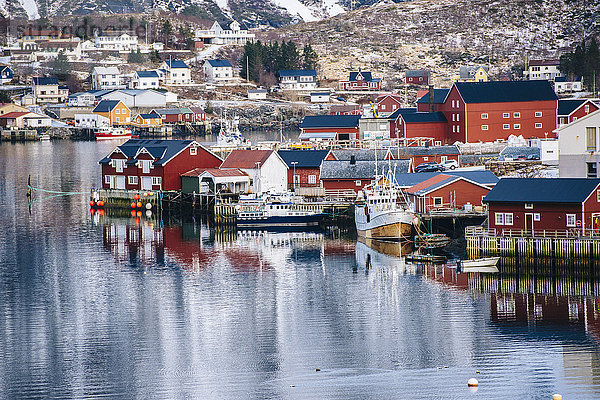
[458,256,500,273]
[236,194,324,228]
[95,126,132,140]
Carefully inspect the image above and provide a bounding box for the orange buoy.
[131,210,137,217]
[143,192,148,197]
[97,200,105,207]
[131,202,137,209]
[135,217,141,224]
[136,211,142,217]
[90,208,95,214]
[136,201,143,208]
[89,200,95,207]
[98,209,105,216]
[134,194,140,200]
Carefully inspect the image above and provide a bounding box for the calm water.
[2,140,600,399]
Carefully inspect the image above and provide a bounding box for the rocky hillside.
[261,0,600,86]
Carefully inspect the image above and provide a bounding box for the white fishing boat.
[355,166,415,241]
[95,126,132,140]
[458,256,500,273]
[236,193,324,229]
[215,114,250,147]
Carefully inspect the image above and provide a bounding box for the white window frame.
[482,125,488,130]
[503,112,510,118]
[525,203,533,209]
[128,176,138,185]
[104,175,111,184]
[495,212,504,225]
[481,113,488,119]
[503,124,510,129]
[535,123,542,128]
[566,214,576,227]
[190,147,197,155]
[514,112,521,118]
[535,111,542,117]
[308,175,317,184]
[433,197,443,206]
[115,108,120,114]
[435,141,441,146]
[355,180,361,186]
[597,189,600,202]
[504,213,513,225]
[533,213,540,221]
[151,176,162,186]
[514,124,521,129]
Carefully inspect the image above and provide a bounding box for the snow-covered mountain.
[0,0,403,26]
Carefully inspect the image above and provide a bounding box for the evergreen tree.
[128,49,145,63]
[302,44,318,70]
[50,51,71,80]
[162,20,173,45]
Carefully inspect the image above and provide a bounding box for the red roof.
[220,150,273,169]
[529,59,560,67]
[0,111,30,119]
[189,107,206,114]
[181,167,248,177]
[405,174,454,194]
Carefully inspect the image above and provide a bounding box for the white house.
[93,31,139,52]
[278,70,317,91]
[557,109,600,178]
[220,149,288,194]
[203,59,234,83]
[526,59,563,81]
[554,77,584,94]
[68,92,96,107]
[195,20,255,45]
[248,89,267,100]
[92,67,123,90]
[32,77,68,104]
[23,112,52,128]
[160,60,191,85]
[74,113,110,128]
[99,89,167,108]
[310,92,330,103]
[130,71,160,89]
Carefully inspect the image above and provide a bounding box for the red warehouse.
[416,88,450,112]
[557,99,599,126]
[151,107,205,124]
[99,139,222,191]
[389,109,447,143]
[483,178,600,234]
[277,149,330,190]
[406,174,491,213]
[299,115,361,141]
[438,81,558,143]
[320,159,411,193]
[405,70,430,85]
[396,145,460,167]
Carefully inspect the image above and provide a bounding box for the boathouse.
[277,149,329,190]
[299,115,361,141]
[99,139,222,191]
[220,149,287,194]
[389,109,447,143]
[181,168,250,195]
[406,174,492,213]
[393,145,460,166]
[320,159,410,193]
[483,178,600,233]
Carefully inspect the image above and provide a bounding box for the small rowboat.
[405,254,447,263]
[458,256,500,273]
[415,233,450,249]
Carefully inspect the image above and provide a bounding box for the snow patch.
[270,0,318,22]
[322,0,345,16]
[18,0,40,19]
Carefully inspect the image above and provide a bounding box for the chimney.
[428,84,434,113]
[350,155,356,165]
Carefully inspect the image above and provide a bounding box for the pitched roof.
[277,150,330,168]
[393,145,460,156]
[136,70,159,78]
[164,60,189,69]
[558,99,587,116]
[320,160,410,180]
[394,170,499,188]
[499,146,540,158]
[387,108,417,120]
[301,115,360,129]
[279,69,316,77]
[459,65,488,79]
[348,71,374,82]
[93,66,120,75]
[329,149,390,161]
[220,150,274,169]
[405,69,430,77]
[0,111,31,119]
[182,168,248,177]
[206,59,232,67]
[93,100,121,113]
[99,139,219,166]
[454,81,558,103]
[401,112,447,123]
[406,174,459,195]
[483,178,600,204]
[32,76,58,85]
[137,113,160,119]
[528,59,560,67]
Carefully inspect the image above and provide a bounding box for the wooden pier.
[466,226,600,259]
[1,129,38,141]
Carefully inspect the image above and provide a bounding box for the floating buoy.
[467,378,479,387]
[97,200,105,207]
[131,210,137,217]
[143,192,148,197]
[135,217,140,225]
[136,201,143,208]
[148,192,154,196]
[145,210,152,217]
[98,209,105,216]
[136,211,142,217]
[90,208,95,215]
[476,370,480,374]
[131,202,137,209]
[134,194,140,200]
[552,395,562,400]
[89,200,95,207]
[145,203,152,210]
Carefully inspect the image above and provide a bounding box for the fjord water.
[1,141,600,400]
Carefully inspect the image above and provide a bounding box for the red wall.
[302,127,359,140]
[411,179,489,212]
[377,96,403,114]
[569,101,599,123]
[437,86,467,142]
[405,76,429,85]
[322,179,371,193]
[412,154,459,166]
[405,121,448,143]
[287,167,321,189]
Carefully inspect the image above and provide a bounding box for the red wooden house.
[99,139,222,191]
[330,104,362,115]
[405,174,491,213]
[277,149,330,190]
[299,115,361,141]
[339,71,381,91]
[396,145,460,167]
[483,178,600,234]
[320,159,411,193]
[388,108,447,143]
[405,70,430,85]
[151,107,204,124]
[416,88,450,112]
[438,81,558,143]
[557,99,599,126]
[376,94,403,116]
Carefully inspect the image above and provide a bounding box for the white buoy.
[468,378,479,387]
[552,395,562,400]
[146,203,152,210]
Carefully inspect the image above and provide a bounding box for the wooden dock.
[466,226,600,259]
[1,129,38,141]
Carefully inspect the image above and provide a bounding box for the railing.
[465,226,600,239]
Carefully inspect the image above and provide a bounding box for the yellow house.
[133,113,163,127]
[454,66,489,82]
[92,100,131,125]
[0,103,30,116]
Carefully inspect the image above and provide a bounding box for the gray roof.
[329,149,390,161]
[392,145,460,156]
[394,170,499,188]
[405,70,430,78]
[499,146,540,158]
[321,160,410,180]
[459,65,488,79]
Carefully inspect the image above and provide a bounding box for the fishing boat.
[236,194,324,228]
[95,126,132,140]
[355,166,415,241]
[215,114,250,148]
[458,256,500,273]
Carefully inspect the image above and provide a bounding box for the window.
[482,125,488,130]
[435,141,441,146]
[452,114,455,122]
[514,124,520,129]
[381,104,386,110]
[587,127,597,151]
[566,214,576,227]
[585,105,590,113]
[503,112,510,118]
[433,197,443,206]
[481,113,488,119]
[504,213,513,225]
[495,212,504,225]
[597,189,600,202]
[525,203,533,209]
[151,176,161,186]
[355,180,362,186]
[308,175,316,184]
[128,176,138,185]
[190,147,197,155]
[141,160,151,174]
[503,124,510,129]
[456,126,460,133]
[535,123,542,128]
[105,175,111,184]
[115,108,120,114]
[534,213,540,221]
[535,111,542,117]
[456,114,460,122]
[587,162,597,178]
[424,156,429,161]
[451,100,455,107]
[514,112,520,118]
[453,126,456,133]
[113,159,124,173]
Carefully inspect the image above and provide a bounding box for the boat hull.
[95,134,132,140]
[355,207,413,241]
[237,214,323,228]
